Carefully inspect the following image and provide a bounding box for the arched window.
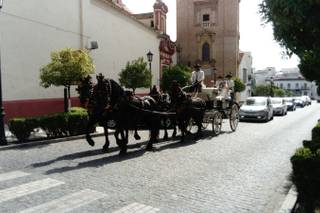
[202,42,210,62]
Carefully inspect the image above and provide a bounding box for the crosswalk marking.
[113,202,160,213]
[0,178,64,203]
[0,171,30,182]
[20,189,106,213]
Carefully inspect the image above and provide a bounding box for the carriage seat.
[197,87,219,100]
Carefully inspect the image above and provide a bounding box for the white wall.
[0,0,161,101]
[83,0,160,89]
[0,0,82,101]
[238,52,253,102]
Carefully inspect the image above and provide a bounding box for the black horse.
[85,74,160,154]
[84,74,126,152]
[170,81,206,142]
[149,87,177,140]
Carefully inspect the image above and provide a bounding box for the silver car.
[240,97,274,122]
[271,98,287,116]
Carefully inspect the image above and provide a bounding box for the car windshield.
[271,99,282,104]
[245,99,266,106]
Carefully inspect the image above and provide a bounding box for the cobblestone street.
[0,103,320,212]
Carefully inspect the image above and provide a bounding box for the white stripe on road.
[0,178,64,203]
[0,171,30,182]
[20,189,106,213]
[113,202,160,213]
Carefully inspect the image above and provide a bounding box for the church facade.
[177,0,240,86]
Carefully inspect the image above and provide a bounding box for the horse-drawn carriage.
[82,74,239,154]
[185,87,240,136]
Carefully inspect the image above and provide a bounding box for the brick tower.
[177,0,240,86]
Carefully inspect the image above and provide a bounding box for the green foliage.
[284,90,293,97]
[232,77,246,93]
[40,48,95,88]
[253,85,271,96]
[8,107,89,142]
[119,57,151,93]
[260,0,320,81]
[273,88,285,97]
[8,118,37,142]
[161,64,191,92]
[290,121,320,212]
[312,123,320,142]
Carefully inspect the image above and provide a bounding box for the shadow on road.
[29,131,216,175]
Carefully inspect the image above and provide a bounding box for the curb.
[0,132,105,151]
[278,186,297,213]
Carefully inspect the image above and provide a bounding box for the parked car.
[294,97,305,108]
[239,97,273,122]
[271,97,287,116]
[301,96,312,105]
[283,97,296,111]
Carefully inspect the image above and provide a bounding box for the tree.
[253,85,271,96]
[273,88,285,97]
[260,0,320,81]
[232,77,246,93]
[40,48,94,112]
[119,57,151,94]
[161,64,191,92]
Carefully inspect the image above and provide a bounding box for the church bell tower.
[177,0,240,86]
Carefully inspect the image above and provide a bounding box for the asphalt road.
[0,102,320,213]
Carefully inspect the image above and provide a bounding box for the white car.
[240,97,274,122]
[271,98,287,116]
[301,96,312,105]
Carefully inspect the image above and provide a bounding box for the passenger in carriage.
[190,63,205,92]
[225,73,235,100]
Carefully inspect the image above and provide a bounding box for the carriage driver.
[191,63,205,92]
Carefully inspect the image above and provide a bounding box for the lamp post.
[0,0,7,146]
[147,51,153,91]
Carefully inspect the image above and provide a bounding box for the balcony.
[202,22,215,29]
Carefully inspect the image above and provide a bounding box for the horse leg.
[146,129,156,151]
[119,128,128,155]
[134,129,141,140]
[102,126,110,152]
[163,128,169,140]
[85,116,97,147]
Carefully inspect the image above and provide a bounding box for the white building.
[254,67,276,86]
[238,51,253,102]
[0,0,175,121]
[274,68,315,97]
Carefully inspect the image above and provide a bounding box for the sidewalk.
[1,126,106,149]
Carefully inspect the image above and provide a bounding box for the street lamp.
[147,51,153,90]
[0,0,7,145]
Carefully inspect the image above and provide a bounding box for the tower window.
[203,14,210,22]
[151,20,154,28]
[202,42,210,62]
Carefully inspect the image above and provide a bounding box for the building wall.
[177,0,239,84]
[238,52,253,102]
[0,0,161,121]
[274,79,313,97]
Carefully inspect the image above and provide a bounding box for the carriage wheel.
[212,112,222,136]
[229,104,239,132]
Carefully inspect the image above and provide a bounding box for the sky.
[122,0,300,71]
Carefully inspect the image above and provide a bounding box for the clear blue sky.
[122,0,299,71]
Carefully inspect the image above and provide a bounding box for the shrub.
[8,107,90,142]
[291,148,320,212]
[312,123,320,142]
[8,118,36,142]
[161,64,191,92]
[232,77,246,93]
[67,109,89,136]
